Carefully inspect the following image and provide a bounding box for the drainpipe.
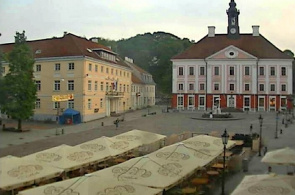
[256,59,259,112]
[205,60,208,111]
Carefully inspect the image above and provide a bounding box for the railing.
[105,91,124,97]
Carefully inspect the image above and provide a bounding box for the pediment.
[206,45,257,60]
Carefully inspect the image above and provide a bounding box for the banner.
[52,94,74,102]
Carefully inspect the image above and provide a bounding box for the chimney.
[208,26,215,37]
[252,25,260,36]
[64,31,67,36]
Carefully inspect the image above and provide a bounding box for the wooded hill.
[93,32,193,95]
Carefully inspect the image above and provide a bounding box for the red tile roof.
[132,74,144,84]
[0,33,130,68]
[172,34,293,60]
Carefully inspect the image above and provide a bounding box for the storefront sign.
[52,94,74,102]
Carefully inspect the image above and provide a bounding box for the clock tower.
[227,0,240,39]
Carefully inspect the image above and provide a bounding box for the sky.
[0,0,295,53]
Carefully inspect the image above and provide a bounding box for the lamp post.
[258,114,263,156]
[221,129,229,195]
[275,111,279,139]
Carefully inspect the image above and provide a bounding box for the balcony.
[105,91,124,98]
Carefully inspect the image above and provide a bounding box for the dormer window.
[35,49,41,54]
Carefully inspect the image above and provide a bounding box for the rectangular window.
[100,98,103,108]
[95,65,98,72]
[68,63,74,70]
[214,83,219,91]
[177,96,184,106]
[88,80,92,91]
[127,85,129,92]
[270,84,276,92]
[270,67,275,76]
[189,83,194,90]
[54,102,60,109]
[200,67,205,75]
[199,97,205,106]
[55,63,60,71]
[106,82,109,91]
[178,67,184,76]
[259,67,264,76]
[178,83,184,90]
[281,84,286,92]
[111,69,113,75]
[100,82,104,91]
[35,98,40,109]
[116,70,118,75]
[245,84,250,91]
[189,67,194,75]
[106,68,109,74]
[36,64,41,72]
[35,80,41,91]
[281,67,286,76]
[94,81,98,91]
[124,72,126,77]
[68,80,74,90]
[123,84,126,92]
[259,84,264,91]
[214,67,219,76]
[88,64,92,71]
[229,84,235,91]
[101,66,104,73]
[245,67,250,76]
[68,100,74,109]
[230,67,235,75]
[120,71,122,76]
[87,99,92,110]
[200,83,205,90]
[54,80,60,91]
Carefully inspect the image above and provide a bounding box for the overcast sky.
[1,0,295,53]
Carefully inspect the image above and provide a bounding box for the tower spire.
[227,0,240,39]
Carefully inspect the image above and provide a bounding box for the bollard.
[55,128,59,135]
[280,129,283,134]
[61,128,64,134]
[101,122,104,126]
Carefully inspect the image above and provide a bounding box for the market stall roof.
[182,135,236,156]
[113,129,166,145]
[18,174,162,195]
[148,142,220,176]
[93,155,185,190]
[77,136,140,157]
[261,147,295,166]
[0,156,62,191]
[23,144,104,171]
[231,174,295,195]
[63,108,80,116]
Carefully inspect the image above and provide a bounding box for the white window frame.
[270,67,276,76]
[200,66,205,76]
[270,84,276,92]
[258,96,265,111]
[188,95,195,110]
[88,80,92,91]
[259,84,265,92]
[244,66,250,76]
[281,67,286,76]
[269,96,276,111]
[177,95,184,110]
[188,83,194,91]
[214,83,220,91]
[178,83,184,91]
[35,80,41,91]
[198,95,205,110]
[68,80,74,91]
[68,63,74,70]
[243,96,251,111]
[227,95,236,108]
[178,67,184,76]
[280,96,287,111]
[35,98,41,109]
[244,83,250,91]
[229,83,235,91]
[88,63,92,71]
[54,80,60,91]
[68,99,74,109]
[229,66,235,76]
[55,63,60,71]
[88,99,92,110]
[36,64,41,72]
[214,66,219,76]
[189,67,194,75]
[53,101,60,109]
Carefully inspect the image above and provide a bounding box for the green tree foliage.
[94,32,192,95]
[1,31,37,130]
[283,49,295,93]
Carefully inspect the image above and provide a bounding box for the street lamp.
[221,129,229,195]
[275,111,279,139]
[258,114,263,156]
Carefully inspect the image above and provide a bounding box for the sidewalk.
[213,119,295,195]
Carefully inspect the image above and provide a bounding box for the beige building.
[1,33,132,122]
[124,57,156,109]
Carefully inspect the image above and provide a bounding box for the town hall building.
[171,0,294,112]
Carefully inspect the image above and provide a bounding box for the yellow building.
[0,33,132,122]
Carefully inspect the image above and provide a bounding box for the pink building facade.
[171,1,294,112]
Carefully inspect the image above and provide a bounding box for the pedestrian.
[250,124,253,135]
[264,146,268,156]
[115,118,119,129]
[268,166,272,173]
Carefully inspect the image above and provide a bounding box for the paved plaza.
[0,106,294,194]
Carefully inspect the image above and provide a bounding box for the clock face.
[230,28,236,34]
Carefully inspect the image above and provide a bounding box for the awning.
[261,147,295,166]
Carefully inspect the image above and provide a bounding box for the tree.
[1,31,37,130]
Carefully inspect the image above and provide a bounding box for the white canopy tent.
[23,144,105,172]
[93,156,185,190]
[262,147,295,166]
[231,174,295,195]
[0,156,63,191]
[18,174,163,195]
